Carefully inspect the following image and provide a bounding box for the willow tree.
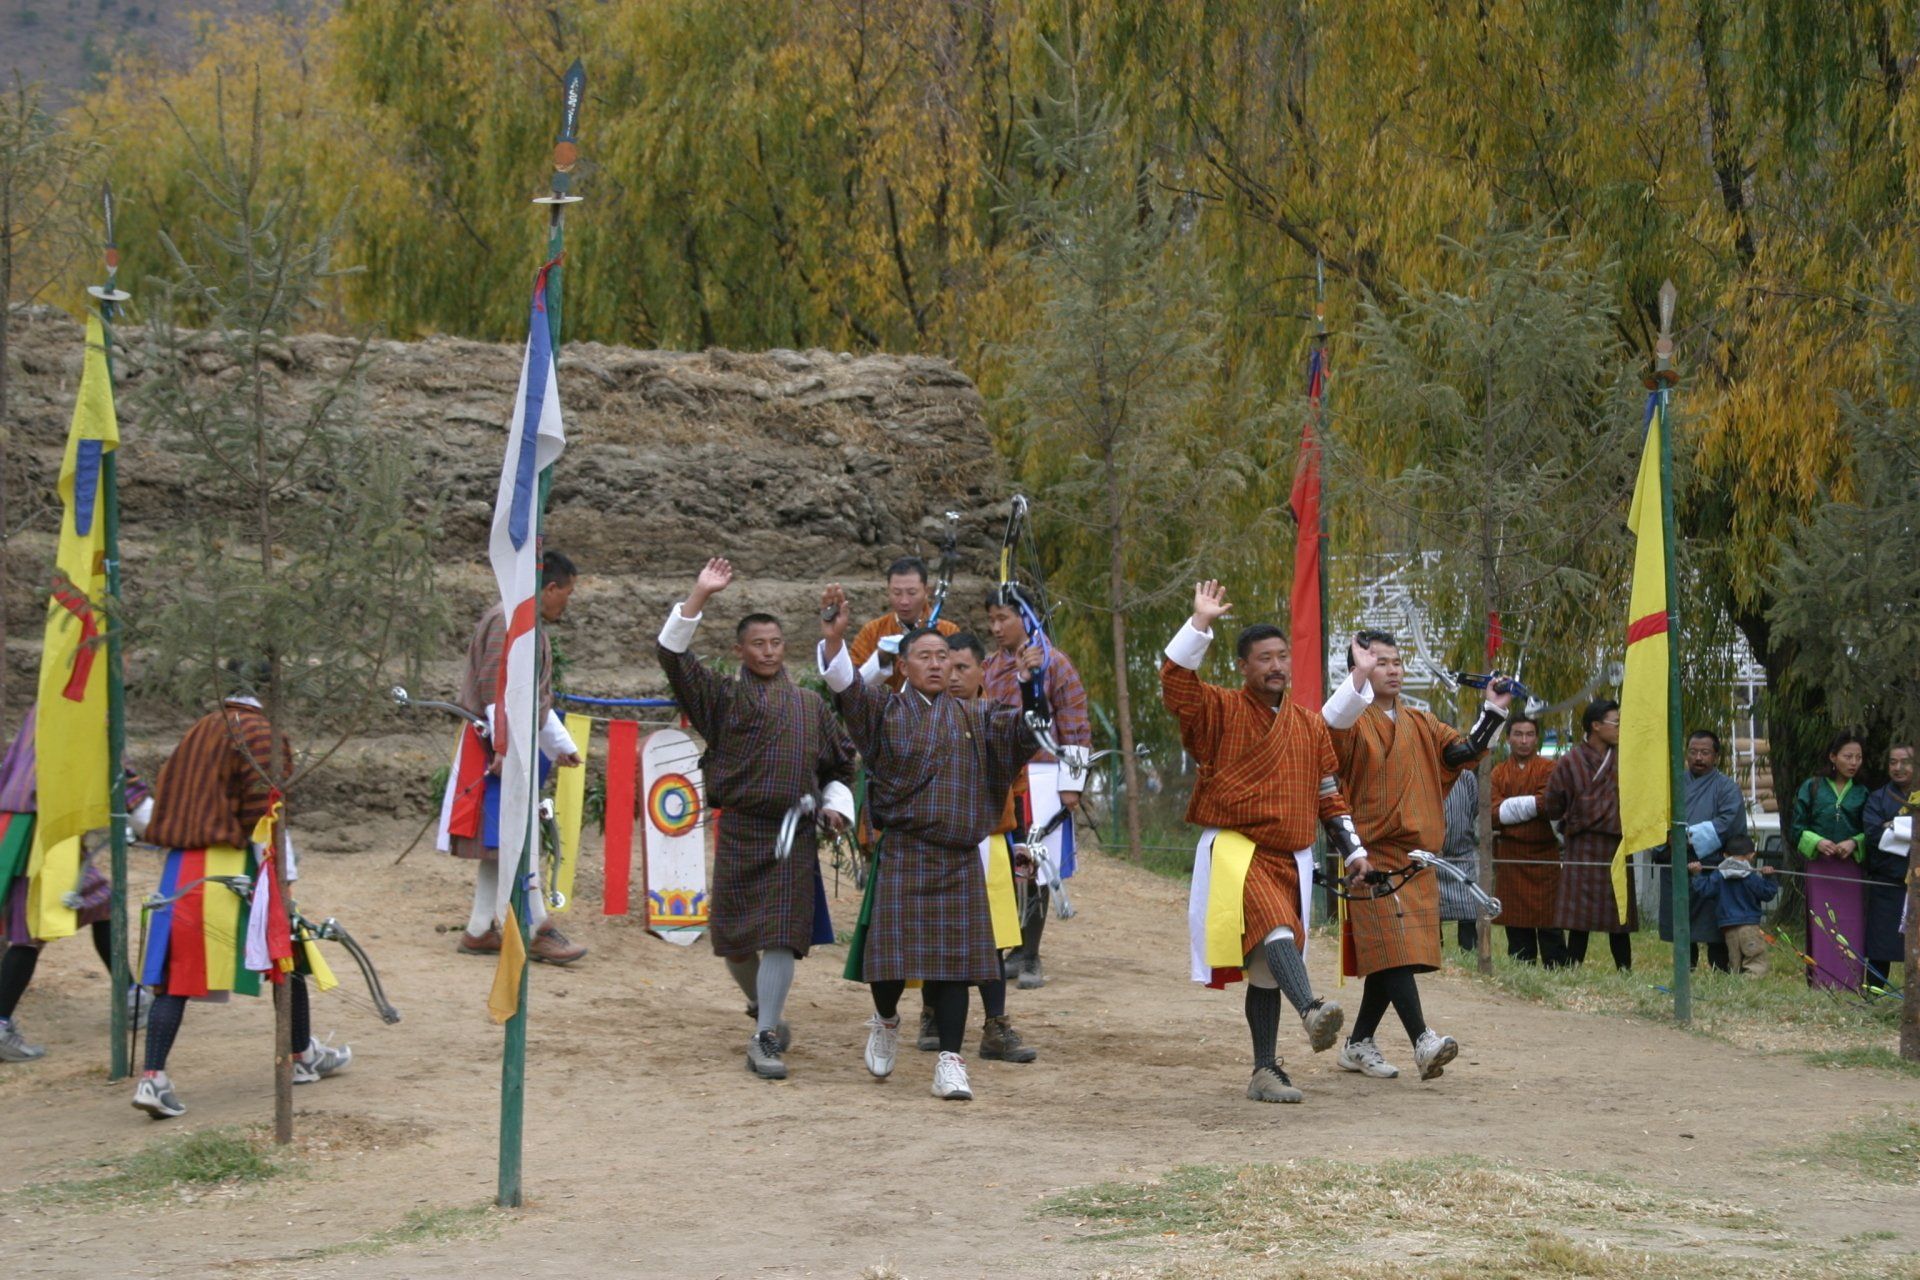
[1001,36,1269,860]
[132,85,445,1143]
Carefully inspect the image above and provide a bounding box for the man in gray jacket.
[1657,729,1747,972]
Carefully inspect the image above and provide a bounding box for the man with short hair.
[1161,581,1357,1104]
[1542,699,1633,971]
[658,558,858,1080]
[908,631,1038,1064]
[1489,715,1565,966]
[1656,729,1746,972]
[437,548,586,966]
[1322,629,1511,1082]
[848,555,961,691]
[819,584,1040,1102]
[981,584,1090,989]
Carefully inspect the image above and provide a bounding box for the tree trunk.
[1,228,13,725]
[1108,536,1143,863]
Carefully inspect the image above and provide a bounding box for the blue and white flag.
[487,261,567,927]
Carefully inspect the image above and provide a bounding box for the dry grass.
[1046,1156,1920,1280]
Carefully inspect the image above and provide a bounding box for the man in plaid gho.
[1161,579,1360,1104]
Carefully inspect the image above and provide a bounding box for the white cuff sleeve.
[822,781,856,826]
[1322,676,1374,729]
[129,796,155,840]
[857,647,891,687]
[818,641,856,693]
[1687,821,1722,858]
[1058,744,1090,792]
[1882,816,1914,858]
[1162,622,1214,671]
[540,708,578,760]
[1497,795,1538,825]
[658,603,701,653]
[1344,848,1370,866]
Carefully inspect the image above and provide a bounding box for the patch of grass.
[1804,1046,1920,1078]
[306,1203,500,1259]
[1459,930,1903,1063]
[1042,1155,1920,1280]
[23,1127,286,1208]
[1795,1114,1920,1185]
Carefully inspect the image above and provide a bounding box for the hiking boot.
[1414,1028,1459,1081]
[743,1004,792,1052]
[457,927,502,955]
[746,1030,789,1080]
[1246,1064,1304,1103]
[1337,1035,1399,1079]
[932,1051,973,1101]
[1015,958,1047,990]
[916,1008,939,1052]
[0,1019,45,1062]
[1302,998,1344,1053]
[297,1033,352,1081]
[979,1014,1037,1063]
[530,924,587,966]
[132,1072,186,1119]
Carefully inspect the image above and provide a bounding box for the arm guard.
[1321,810,1368,865]
[1442,702,1507,768]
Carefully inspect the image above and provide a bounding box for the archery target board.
[640,728,708,946]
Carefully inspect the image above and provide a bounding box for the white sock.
[468,862,498,936]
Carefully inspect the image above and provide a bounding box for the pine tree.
[129,82,446,1142]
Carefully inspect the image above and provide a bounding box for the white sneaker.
[1414,1028,1459,1080]
[863,1014,900,1079]
[298,1033,353,1079]
[932,1050,973,1101]
[0,1019,45,1062]
[132,1072,186,1119]
[1337,1036,1399,1079]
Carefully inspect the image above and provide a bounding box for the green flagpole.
[88,186,135,1080]
[1654,280,1690,1026]
[499,58,585,1212]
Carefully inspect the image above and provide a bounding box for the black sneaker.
[916,1008,939,1052]
[745,1030,789,1080]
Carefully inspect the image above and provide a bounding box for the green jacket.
[1791,776,1868,863]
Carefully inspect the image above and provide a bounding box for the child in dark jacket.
[1689,835,1778,977]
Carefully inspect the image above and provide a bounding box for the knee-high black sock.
[1349,973,1394,1043]
[1020,887,1050,965]
[0,945,39,1020]
[928,981,968,1054]
[144,994,188,1072]
[1610,931,1632,972]
[1379,965,1427,1044]
[1244,984,1281,1069]
[289,975,311,1054]
[91,920,114,974]
[870,979,905,1020]
[1540,929,1569,968]
[977,978,1007,1019]
[1259,935,1317,1016]
[1506,927,1536,963]
[1566,930,1590,965]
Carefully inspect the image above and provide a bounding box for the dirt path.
[7,825,1919,1278]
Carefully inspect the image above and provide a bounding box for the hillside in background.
[0,0,316,104]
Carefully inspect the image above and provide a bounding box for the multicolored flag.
[27,314,119,941]
[1286,345,1326,709]
[486,260,568,1019]
[1614,393,1671,915]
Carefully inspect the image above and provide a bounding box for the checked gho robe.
[1490,753,1560,929]
[1323,678,1486,977]
[438,601,578,862]
[658,605,856,960]
[1541,739,1635,933]
[1159,622,1349,986]
[821,642,1037,983]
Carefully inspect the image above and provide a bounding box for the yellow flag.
[550,713,593,912]
[1615,399,1671,916]
[27,314,120,941]
[487,906,528,1024]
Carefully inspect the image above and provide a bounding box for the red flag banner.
[603,720,639,915]
[1287,346,1327,709]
